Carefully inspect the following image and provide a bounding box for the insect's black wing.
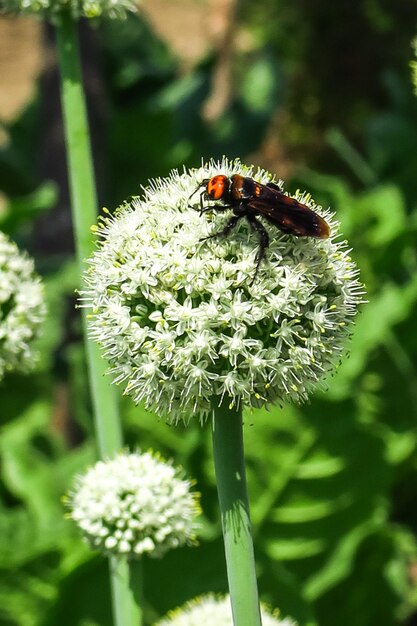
[248,186,330,239]
[265,182,283,192]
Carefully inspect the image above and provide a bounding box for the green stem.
[55,13,142,626]
[55,12,121,457]
[110,557,143,626]
[212,399,262,626]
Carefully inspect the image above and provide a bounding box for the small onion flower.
[155,594,297,626]
[66,450,200,558]
[81,158,365,423]
[1,0,137,19]
[0,231,46,381]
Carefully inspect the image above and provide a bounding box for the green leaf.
[0,182,58,233]
[353,184,406,247]
[244,402,395,609]
[327,276,417,399]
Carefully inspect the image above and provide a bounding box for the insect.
[190,174,330,282]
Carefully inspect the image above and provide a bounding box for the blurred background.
[1,1,417,625]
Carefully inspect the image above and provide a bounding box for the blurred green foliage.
[1,1,417,625]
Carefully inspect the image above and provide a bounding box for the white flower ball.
[2,0,137,19]
[82,158,364,423]
[67,451,200,558]
[155,594,297,626]
[0,231,46,381]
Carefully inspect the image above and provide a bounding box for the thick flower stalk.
[67,450,200,558]
[82,157,364,424]
[0,231,46,381]
[1,0,137,19]
[155,594,297,626]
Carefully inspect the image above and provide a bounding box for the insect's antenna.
[188,179,209,210]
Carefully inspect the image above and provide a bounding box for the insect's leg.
[199,190,206,213]
[200,204,233,215]
[201,214,242,241]
[246,214,269,283]
[188,179,210,208]
[188,189,233,214]
[187,190,207,212]
[187,189,206,211]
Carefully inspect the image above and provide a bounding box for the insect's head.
[206,175,230,200]
[188,175,231,210]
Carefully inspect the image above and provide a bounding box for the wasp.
[190,174,330,281]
